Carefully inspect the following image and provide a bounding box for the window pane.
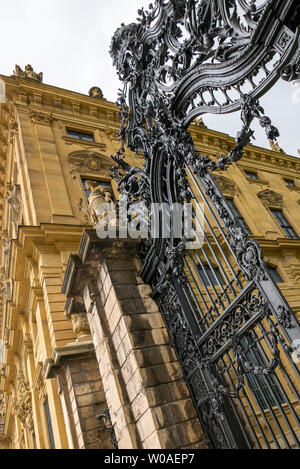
[284,179,295,187]
[226,199,252,235]
[198,265,225,287]
[271,209,299,239]
[245,171,259,180]
[67,129,94,142]
[44,399,55,449]
[240,336,285,410]
[266,266,283,283]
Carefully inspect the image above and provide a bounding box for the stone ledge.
[44,340,95,379]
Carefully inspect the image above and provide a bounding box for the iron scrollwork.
[110,0,300,450]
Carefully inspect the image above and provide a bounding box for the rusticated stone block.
[66,234,207,450]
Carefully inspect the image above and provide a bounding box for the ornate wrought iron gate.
[110,0,300,449]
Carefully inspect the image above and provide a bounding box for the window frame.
[44,398,56,450]
[270,208,299,239]
[81,178,114,202]
[66,128,95,143]
[225,197,252,235]
[245,170,259,180]
[197,264,226,288]
[266,265,284,284]
[283,178,296,188]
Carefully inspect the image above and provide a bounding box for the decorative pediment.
[67,151,111,179]
[213,175,237,197]
[258,190,283,209]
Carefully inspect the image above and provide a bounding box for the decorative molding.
[7,184,22,233]
[245,176,269,186]
[29,110,52,126]
[9,114,18,144]
[258,189,284,209]
[67,150,111,179]
[213,175,237,197]
[13,373,34,433]
[68,312,92,342]
[0,391,7,436]
[62,136,106,151]
[104,126,119,142]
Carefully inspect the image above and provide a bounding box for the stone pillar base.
[44,341,116,449]
[62,230,207,450]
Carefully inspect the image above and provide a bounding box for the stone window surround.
[242,168,269,186]
[281,177,300,192]
[61,122,106,151]
[264,261,286,284]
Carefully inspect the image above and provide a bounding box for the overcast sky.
[0,0,299,156]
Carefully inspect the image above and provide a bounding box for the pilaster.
[62,230,207,450]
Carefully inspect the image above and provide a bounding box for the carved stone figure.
[89,87,104,99]
[13,65,43,83]
[13,373,34,433]
[269,139,285,154]
[70,313,91,342]
[85,181,117,228]
[7,185,22,234]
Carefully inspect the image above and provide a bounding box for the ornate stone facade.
[0,67,299,450]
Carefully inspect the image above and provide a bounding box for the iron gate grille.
[109,0,300,449]
[151,167,300,449]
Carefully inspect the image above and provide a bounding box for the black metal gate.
[110,0,300,449]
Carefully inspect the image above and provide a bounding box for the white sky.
[0,0,299,156]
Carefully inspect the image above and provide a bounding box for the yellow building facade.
[0,66,299,450]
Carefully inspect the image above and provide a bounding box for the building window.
[270,209,299,239]
[284,179,296,188]
[225,198,252,235]
[44,399,55,449]
[81,179,112,201]
[241,336,285,410]
[266,265,283,284]
[245,171,259,180]
[66,129,95,142]
[198,265,225,287]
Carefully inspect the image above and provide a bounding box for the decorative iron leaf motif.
[109,0,300,450]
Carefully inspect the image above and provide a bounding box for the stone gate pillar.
[62,230,207,450]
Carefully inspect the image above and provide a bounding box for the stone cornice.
[1,74,300,176]
[44,341,95,379]
[0,74,120,123]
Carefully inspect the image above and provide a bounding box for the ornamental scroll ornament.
[0,392,6,433]
[110,0,299,281]
[68,151,111,180]
[258,189,284,209]
[109,1,300,449]
[13,373,34,433]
